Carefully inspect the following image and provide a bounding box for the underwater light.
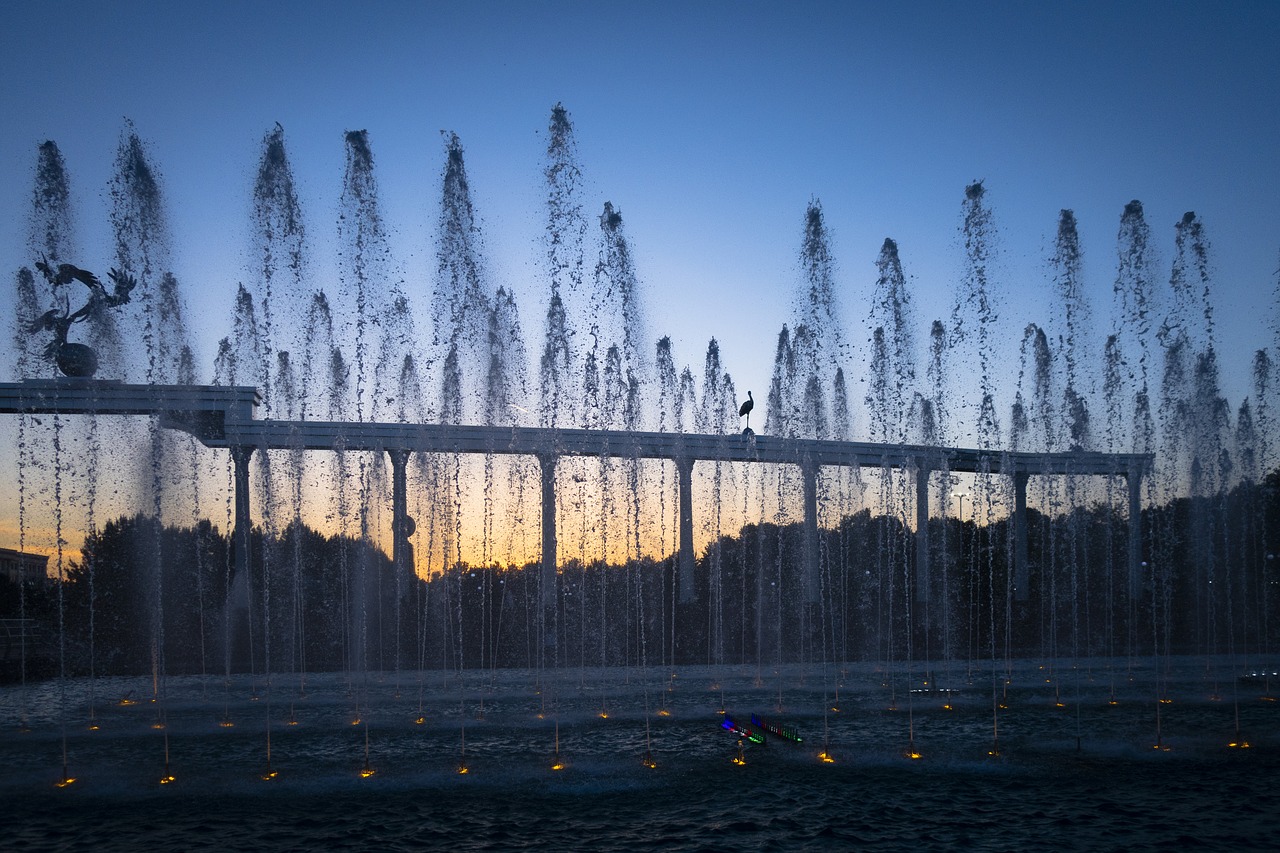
[261,770,277,781]
[219,720,235,728]
[642,751,657,769]
[159,774,175,785]
[818,750,834,764]
[415,716,426,725]
[457,762,470,775]
[359,767,376,778]
[55,776,76,788]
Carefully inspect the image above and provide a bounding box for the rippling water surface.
[4,658,1277,851]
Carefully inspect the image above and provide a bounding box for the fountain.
[0,107,1277,849]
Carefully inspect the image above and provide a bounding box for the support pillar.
[229,444,254,671]
[230,445,254,589]
[801,459,820,604]
[914,463,931,603]
[676,457,695,604]
[537,453,558,653]
[388,448,415,578]
[1013,471,1030,601]
[1127,463,1143,600]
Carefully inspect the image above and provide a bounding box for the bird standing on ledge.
[739,391,754,432]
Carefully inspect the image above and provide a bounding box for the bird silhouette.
[738,391,754,430]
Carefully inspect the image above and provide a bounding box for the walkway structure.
[0,379,1152,618]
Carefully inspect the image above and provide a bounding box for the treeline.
[2,471,1277,678]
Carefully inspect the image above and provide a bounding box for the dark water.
[4,659,1277,851]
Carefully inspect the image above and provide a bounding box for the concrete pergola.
[0,379,1152,616]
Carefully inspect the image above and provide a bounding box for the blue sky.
[2,0,1278,439]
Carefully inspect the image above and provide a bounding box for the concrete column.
[230,445,254,588]
[388,448,414,577]
[1013,471,1030,601]
[228,444,254,671]
[1127,463,1143,600]
[914,463,931,603]
[676,457,695,604]
[801,459,820,604]
[537,453,558,652]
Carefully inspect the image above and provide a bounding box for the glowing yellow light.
[551,760,565,771]
[118,698,136,707]
[657,709,671,717]
[414,716,426,725]
[998,703,1008,710]
[360,767,376,778]
[151,722,166,730]
[642,753,657,769]
[830,706,840,713]
[987,750,1000,757]
[219,720,235,728]
[1228,741,1251,749]
[1160,699,1172,705]
[908,752,923,760]
[351,718,362,726]
[1108,700,1119,706]
[732,756,746,766]
[287,719,298,726]
[716,708,726,716]
[159,774,176,785]
[87,724,100,731]
[1262,696,1277,702]
[942,704,953,711]
[1055,702,1066,708]
[536,713,545,719]
[818,751,835,764]
[261,770,277,781]
[55,777,76,788]
[599,712,609,719]
[457,763,470,775]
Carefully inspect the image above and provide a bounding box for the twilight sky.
[2,0,1278,439]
